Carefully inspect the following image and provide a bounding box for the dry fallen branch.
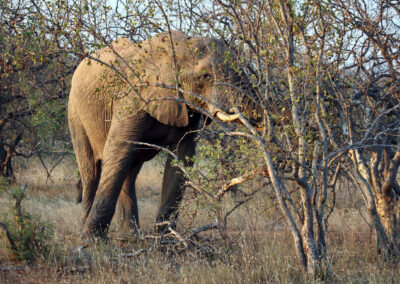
[120,248,146,258]
[189,223,219,239]
[163,228,188,248]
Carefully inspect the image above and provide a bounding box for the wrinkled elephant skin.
[68,31,244,238]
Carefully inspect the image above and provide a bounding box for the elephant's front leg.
[156,131,197,229]
[83,115,147,238]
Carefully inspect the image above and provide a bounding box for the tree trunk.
[0,133,22,180]
[350,150,400,259]
[371,151,400,258]
[374,186,400,258]
[0,141,14,179]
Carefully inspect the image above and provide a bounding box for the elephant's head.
[99,31,258,127]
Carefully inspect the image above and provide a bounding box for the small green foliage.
[0,183,53,263]
[183,134,262,215]
[0,176,9,189]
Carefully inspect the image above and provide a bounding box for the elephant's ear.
[142,87,188,127]
[134,32,190,127]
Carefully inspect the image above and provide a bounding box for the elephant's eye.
[202,74,211,81]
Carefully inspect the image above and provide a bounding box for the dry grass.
[1,156,399,283]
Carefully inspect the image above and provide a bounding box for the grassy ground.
[0,156,399,283]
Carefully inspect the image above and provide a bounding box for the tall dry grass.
[1,156,399,283]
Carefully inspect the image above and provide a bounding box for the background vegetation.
[0,0,399,282]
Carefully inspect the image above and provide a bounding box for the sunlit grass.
[0,157,399,283]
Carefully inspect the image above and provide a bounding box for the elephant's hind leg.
[82,114,150,238]
[69,116,101,226]
[116,162,143,234]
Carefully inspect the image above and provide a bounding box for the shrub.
[0,179,53,263]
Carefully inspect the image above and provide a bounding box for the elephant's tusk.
[215,111,240,122]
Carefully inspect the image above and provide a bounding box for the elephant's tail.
[76,179,82,203]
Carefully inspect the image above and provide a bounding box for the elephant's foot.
[82,215,112,240]
[116,219,141,239]
[82,196,118,239]
[82,223,109,241]
[116,201,140,236]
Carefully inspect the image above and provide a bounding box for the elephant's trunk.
[213,90,263,127]
[218,69,263,126]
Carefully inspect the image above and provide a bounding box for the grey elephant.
[68,31,253,238]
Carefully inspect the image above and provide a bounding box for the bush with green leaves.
[175,132,265,232]
[187,134,262,194]
[0,179,53,263]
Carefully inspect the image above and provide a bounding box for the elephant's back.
[70,37,136,99]
[69,39,137,159]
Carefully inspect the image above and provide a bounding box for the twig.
[216,169,262,200]
[127,141,177,160]
[46,152,68,185]
[189,223,219,239]
[184,181,215,199]
[0,222,18,253]
[164,228,188,248]
[120,249,146,258]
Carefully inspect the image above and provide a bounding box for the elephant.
[68,31,254,238]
